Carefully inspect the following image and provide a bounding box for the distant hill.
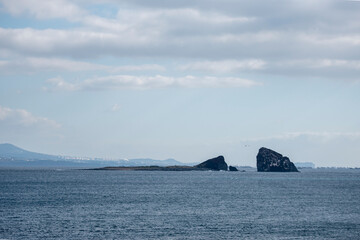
[0,143,188,168]
[0,143,61,161]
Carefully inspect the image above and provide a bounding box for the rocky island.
[229,166,238,171]
[256,147,298,172]
[91,148,299,172]
[195,155,228,171]
[92,155,229,171]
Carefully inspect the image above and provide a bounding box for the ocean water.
[0,169,359,239]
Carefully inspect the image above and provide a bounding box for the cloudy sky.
[1,0,360,167]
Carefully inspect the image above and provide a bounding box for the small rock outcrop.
[196,156,228,171]
[229,166,238,171]
[256,147,298,172]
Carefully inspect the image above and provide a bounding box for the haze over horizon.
[1,0,360,167]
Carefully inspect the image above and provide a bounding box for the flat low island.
[90,155,236,171]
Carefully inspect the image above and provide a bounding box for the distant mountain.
[0,143,188,168]
[0,143,61,161]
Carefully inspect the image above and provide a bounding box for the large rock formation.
[229,166,238,171]
[256,147,298,172]
[196,156,228,171]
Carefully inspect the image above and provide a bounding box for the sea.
[0,168,359,239]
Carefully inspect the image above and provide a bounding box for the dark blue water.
[1,169,360,239]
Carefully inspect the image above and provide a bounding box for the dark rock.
[256,147,298,172]
[196,156,228,171]
[229,166,238,171]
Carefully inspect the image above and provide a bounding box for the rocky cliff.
[256,147,298,172]
[195,156,228,171]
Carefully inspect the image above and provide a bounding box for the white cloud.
[179,59,266,73]
[0,58,103,72]
[116,8,254,28]
[245,131,360,142]
[0,1,254,34]
[0,57,165,73]
[304,59,360,69]
[262,58,360,80]
[273,59,360,70]
[176,76,261,88]
[0,105,61,129]
[0,0,85,21]
[45,75,261,91]
[111,104,121,112]
[287,131,360,140]
[0,0,359,81]
[1,26,358,64]
[0,27,161,57]
[46,77,78,91]
[214,31,281,43]
[111,64,165,72]
[177,58,360,78]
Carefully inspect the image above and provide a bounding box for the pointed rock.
[196,156,228,171]
[256,147,298,172]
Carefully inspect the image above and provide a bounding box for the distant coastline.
[90,155,231,171]
[2,143,358,169]
[89,166,206,171]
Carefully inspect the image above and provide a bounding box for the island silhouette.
[91,148,298,172]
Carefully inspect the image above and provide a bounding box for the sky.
[0,0,360,167]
